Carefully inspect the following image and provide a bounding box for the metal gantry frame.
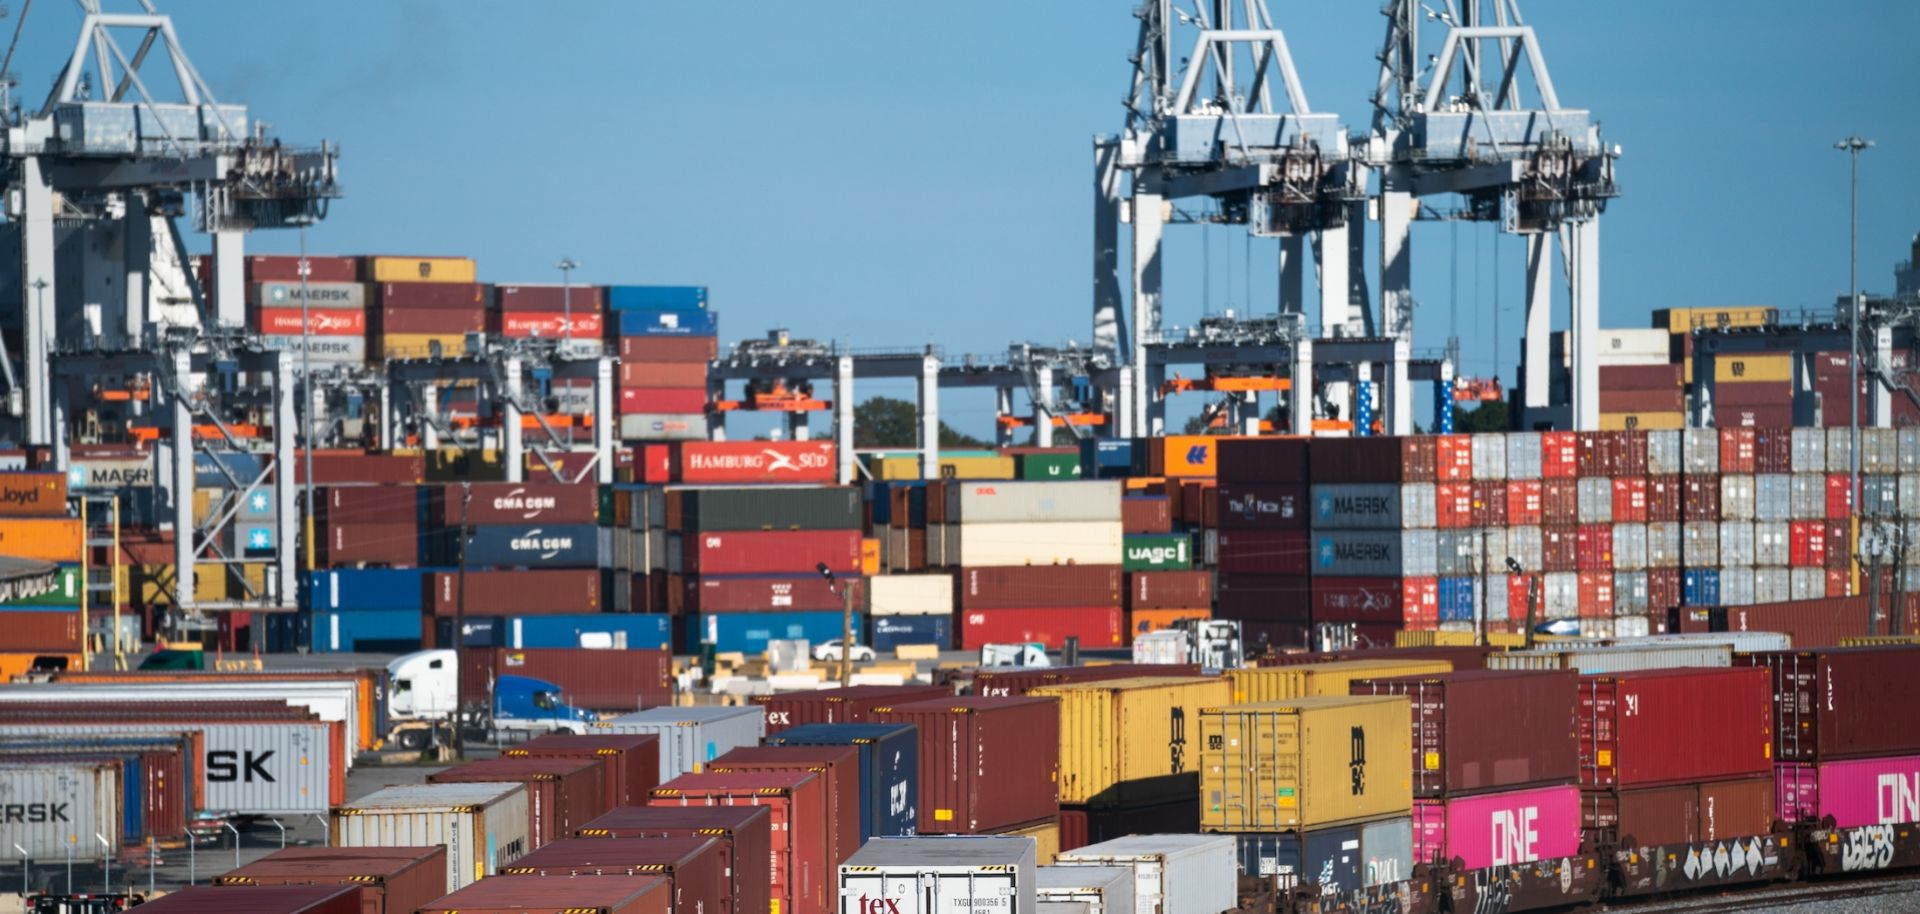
[382,345,617,485]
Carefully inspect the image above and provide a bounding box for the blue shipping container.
[870,614,950,652]
[1437,577,1475,622]
[301,568,442,612]
[615,309,720,337]
[432,616,506,648]
[307,609,424,653]
[606,285,709,312]
[767,722,919,840]
[688,611,864,655]
[1682,569,1720,606]
[1236,827,1361,889]
[458,524,602,567]
[505,613,671,650]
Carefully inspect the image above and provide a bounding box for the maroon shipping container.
[1717,404,1794,428]
[871,696,1060,835]
[1646,570,1682,617]
[427,483,599,526]
[955,565,1123,610]
[1216,437,1310,483]
[670,574,866,614]
[753,684,951,734]
[1576,524,1614,571]
[1614,432,1649,476]
[1058,797,1199,852]
[0,611,84,652]
[1681,475,1721,518]
[217,846,447,914]
[968,663,1201,698]
[1713,380,1790,408]
[1541,480,1578,525]
[1214,530,1312,575]
[650,770,830,914]
[1128,570,1212,610]
[622,362,710,388]
[1577,432,1617,478]
[428,756,608,849]
[248,254,360,283]
[1351,670,1578,797]
[507,733,661,807]
[1307,437,1436,484]
[1721,597,1873,648]
[1122,497,1173,535]
[1734,647,1920,761]
[1599,364,1683,389]
[1214,574,1312,621]
[428,570,603,615]
[298,452,423,485]
[1753,429,1794,473]
[464,648,673,711]
[139,885,366,914]
[371,306,484,334]
[495,285,607,313]
[1541,525,1577,573]
[318,522,418,567]
[575,805,771,914]
[712,744,863,864]
[1254,645,1496,670]
[317,485,419,524]
[504,837,727,914]
[378,281,487,309]
[1215,484,1310,530]
[1470,481,1509,528]
[672,530,862,575]
[621,336,720,362]
[418,874,670,914]
[1579,667,1772,788]
[1309,577,1411,626]
[1645,476,1681,523]
[1580,775,1776,847]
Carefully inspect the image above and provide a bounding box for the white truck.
[385,649,594,749]
[978,642,1050,669]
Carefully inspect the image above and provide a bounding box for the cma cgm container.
[1734,647,1920,761]
[755,684,950,734]
[575,805,772,914]
[651,769,830,914]
[766,722,921,840]
[133,885,367,914]
[1199,696,1413,831]
[1776,754,1920,827]
[426,482,598,526]
[1411,785,1581,869]
[1578,667,1773,788]
[1349,670,1579,797]
[502,836,729,914]
[455,524,602,567]
[872,696,1060,835]
[215,846,448,914]
[1053,834,1237,914]
[417,874,671,914]
[595,706,765,780]
[840,837,1038,914]
[1029,677,1231,808]
[330,782,531,891]
[505,732,662,807]
[428,756,608,849]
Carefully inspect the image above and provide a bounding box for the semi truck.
[385,649,594,748]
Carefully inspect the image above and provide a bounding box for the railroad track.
[1607,874,1920,913]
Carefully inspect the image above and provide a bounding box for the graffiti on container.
[1349,727,1367,795]
[1471,870,1513,914]
[1676,837,1770,881]
[1841,826,1897,872]
[890,779,914,833]
[1168,707,1187,773]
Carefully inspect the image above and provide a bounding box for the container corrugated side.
[0,762,116,860]
[948,521,1123,567]
[868,574,954,616]
[1028,677,1231,808]
[1036,864,1135,914]
[1052,834,1238,914]
[1227,659,1453,704]
[593,706,765,781]
[1199,696,1412,831]
[839,837,1038,914]
[1486,644,1732,674]
[945,481,1123,523]
[329,781,531,891]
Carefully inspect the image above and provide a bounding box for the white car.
[813,642,876,662]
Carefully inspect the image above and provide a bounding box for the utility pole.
[818,562,853,687]
[1835,136,1873,521]
[454,482,471,760]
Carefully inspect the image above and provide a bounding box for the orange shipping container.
[1435,435,1473,481]
[0,472,70,517]
[1148,436,1226,478]
[0,518,83,561]
[860,539,881,576]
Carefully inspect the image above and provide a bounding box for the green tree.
[1454,400,1509,433]
[853,396,987,449]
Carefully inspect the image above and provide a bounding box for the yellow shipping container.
[1841,635,1920,646]
[1651,306,1777,333]
[0,518,83,562]
[1030,675,1232,806]
[375,332,472,360]
[874,455,1017,481]
[366,255,477,284]
[1200,695,1413,831]
[1226,658,1452,704]
[1712,354,1792,384]
[860,538,881,576]
[997,818,1060,864]
[1393,630,1525,648]
[134,563,231,605]
[1599,412,1686,431]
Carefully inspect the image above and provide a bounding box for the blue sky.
[19,2,1918,434]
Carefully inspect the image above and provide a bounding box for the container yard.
[0,1,1910,913]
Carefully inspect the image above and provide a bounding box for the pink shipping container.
[1776,755,1920,828]
[1411,784,1582,869]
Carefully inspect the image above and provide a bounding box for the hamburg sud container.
[1027,677,1231,808]
[712,744,863,865]
[130,885,368,914]
[1198,696,1413,831]
[1053,834,1237,914]
[427,756,608,849]
[505,732,662,807]
[575,805,773,914]
[0,762,117,861]
[1348,670,1579,797]
[840,836,1038,914]
[1410,784,1581,869]
[766,722,920,840]
[594,706,765,781]
[754,684,950,735]
[1230,817,1414,894]
[1036,864,1136,914]
[650,769,830,914]
[502,835,729,914]
[1777,753,1920,828]
[329,782,531,891]
[416,873,671,914]
[871,696,1060,835]
[1578,667,1773,788]
[215,846,449,914]
[1226,659,1453,705]
[1734,646,1920,761]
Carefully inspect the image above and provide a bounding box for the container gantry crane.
[1367,0,1617,431]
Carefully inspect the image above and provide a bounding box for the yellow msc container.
[374,332,473,360]
[1029,675,1232,807]
[996,818,1061,864]
[1226,659,1451,705]
[1651,306,1777,333]
[366,255,478,284]
[1712,353,1792,384]
[1600,412,1686,431]
[1200,695,1413,831]
[941,456,1016,480]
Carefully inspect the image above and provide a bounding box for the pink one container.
[1412,784,1582,869]
[1776,756,1920,828]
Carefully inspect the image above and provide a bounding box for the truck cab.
[385,649,592,748]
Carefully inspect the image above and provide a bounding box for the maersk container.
[868,574,952,616]
[330,782,531,891]
[301,568,437,612]
[0,762,117,861]
[310,609,424,653]
[595,706,765,781]
[871,614,950,651]
[1487,643,1732,674]
[1309,484,1435,530]
[688,610,866,655]
[455,524,602,567]
[1036,865,1135,914]
[1312,530,1435,577]
[839,837,1037,914]
[505,613,669,650]
[0,719,338,815]
[767,722,920,840]
[1230,817,1413,893]
[944,480,1122,523]
[1053,834,1236,914]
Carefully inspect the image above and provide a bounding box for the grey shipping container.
[594,706,765,781]
[1720,522,1756,568]
[1755,475,1793,521]
[1487,643,1733,674]
[330,781,530,891]
[1053,834,1236,914]
[1791,429,1825,473]
[1470,435,1508,481]
[671,486,862,532]
[1646,523,1681,569]
[838,836,1037,914]
[1612,524,1647,571]
[1721,567,1756,606]
[1036,865,1136,914]
[0,762,117,862]
[1754,523,1789,567]
[1721,476,1757,521]
[1576,478,1613,524]
[1646,431,1681,476]
[1309,484,1433,530]
[1311,530,1434,577]
[1507,433,1545,480]
[0,720,335,815]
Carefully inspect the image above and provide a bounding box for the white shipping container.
[1682,522,1720,567]
[1646,523,1681,569]
[840,837,1038,914]
[1612,524,1647,571]
[260,334,367,363]
[1637,631,1792,653]
[1614,571,1648,614]
[945,481,1123,524]
[1506,433,1543,480]
[1900,429,1920,473]
[593,705,765,780]
[619,414,710,441]
[869,574,955,616]
[331,782,529,891]
[1754,568,1792,605]
[0,721,334,815]
[1615,617,1652,638]
[1506,526,1543,572]
[1542,572,1577,619]
[1435,530,1489,577]
[1791,567,1825,600]
[1900,476,1920,515]
[1791,428,1827,473]
[1863,429,1900,474]
[1720,522,1756,568]
[1646,431,1681,476]
[1053,835,1237,914]
[1683,429,1719,475]
[1477,575,1512,622]
[1470,435,1507,481]
[1754,475,1792,521]
[1487,643,1733,674]
[1827,429,1854,478]
[1754,523,1790,567]
[949,521,1123,567]
[1576,478,1613,524]
[0,762,117,862]
[1862,476,1899,518]
[1720,476,1756,521]
[1790,475,1827,520]
[0,681,361,763]
[1037,865,1136,914]
[1721,567,1756,606]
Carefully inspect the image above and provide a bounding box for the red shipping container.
[502,836,728,914]
[1576,524,1614,571]
[1122,496,1174,534]
[1435,435,1473,481]
[142,885,369,914]
[1646,570,1681,617]
[1541,432,1579,478]
[711,745,862,864]
[1540,479,1578,525]
[1404,576,1440,627]
[871,696,1060,834]
[378,281,486,309]
[494,284,607,313]
[1579,667,1773,788]
[248,254,359,283]
[371,306,484,334]
[494,311,604,339]
[1826,475,1852,519]
[1129,570,1212,610]
[1600,364,1684,389]
[956,565,1123,610]
[427,482,599,526]
[752,684,951,734]
[622,387,708,414]
[1214,483,1309,530]
[622,362,710,388]
[1577,571,1614,618]
[673,530,861,575]
[318,485,419,524]
[1310,577,1412,625]
[622,336,721,361]
[215,846,446,914]
[1506,480,1543,526]
[507,733,662,807]
[1644,476,1681,523]
[1505,575,1532,622]
[1717,405,1794,428]
[417,874,670,914]
[650,770,830,914]
[673,441,835,485]
[970,663,1201,698]
[252,308,366,336]
[1714,381,1790,408]
[1735,647,1920,761]
[1683,476,1721,519]
[427,569,603,616]
[298,452,424,485]
[1788,521,1826,567]
[1719,428,1757,473]
[1541,525,1578,572]
[1600,389,1684,413]
[1214,529,1312,575]
[1610,478,1648,523]
[1435,482,1474,529]
[465,648,673,711]
[1721,597,1874,649]
[574,805,772,914]
[670,574,866,614]
[959,606,1125,650]
[1826,568,1851,597]
[1351,670,1578,797]
[428,756,608,849]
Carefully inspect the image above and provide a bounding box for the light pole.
[557,257,578,446]
[294,219,319,596]
[817,562,853,687]
[1835,136,1873,520]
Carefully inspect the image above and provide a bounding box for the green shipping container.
[1015,452,1082,480]
[0,564,82,607]
[1123,534,1192,571]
